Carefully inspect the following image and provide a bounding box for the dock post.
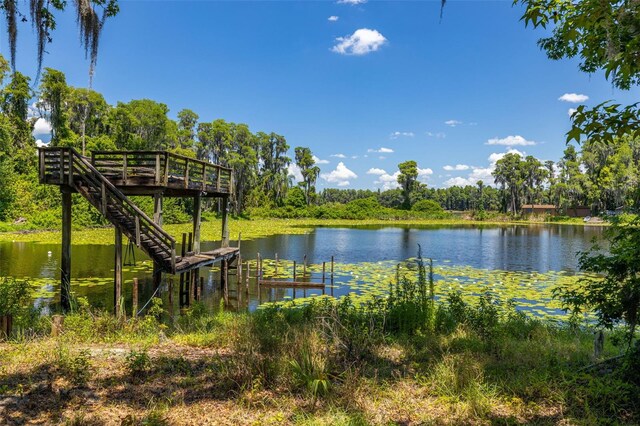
[152,192,163,291]
[303,254,307,278]
[245,261,249,294]
[221,196,230,248]
[293,261,297,281]
[168,278,174,319]
[132,278,139,317]
[331,256,334,283]
[275,253,278,277]
[199,276,204,301]
[114,227,123,318]
[221,259,228,293]
[322,262,326,283]
[61,188,72,312]
[193,194,201,254]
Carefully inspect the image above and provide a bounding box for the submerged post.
[61,188,72,312]
[114,227,123,317]
[221,196,230,248]
[193,194,202,254]
[152,192,163,291]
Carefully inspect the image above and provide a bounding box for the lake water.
[0,224,605,316]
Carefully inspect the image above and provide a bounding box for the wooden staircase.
[42,148,178,273]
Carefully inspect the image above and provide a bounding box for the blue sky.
[5,0,638,189]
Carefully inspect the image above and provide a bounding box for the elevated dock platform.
[38,147,238,314]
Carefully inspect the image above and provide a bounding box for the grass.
[1,272,639,425]
[0,216,606,244]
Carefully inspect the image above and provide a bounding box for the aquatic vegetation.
[0,217,606,244]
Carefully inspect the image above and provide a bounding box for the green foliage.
[397,160,419,209]
[295,146,320,206]
[125,349,152,377]
[289,342,331,401]
[284,186,306,208]
[56,346,92,387]
[557,216,640,345]
[0,277,41,338]
[411,199,443,214]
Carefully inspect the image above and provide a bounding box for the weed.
[125,349,152,377]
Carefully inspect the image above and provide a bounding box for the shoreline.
[0,216,608,245]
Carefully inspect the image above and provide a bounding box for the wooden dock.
[38,147,238,314]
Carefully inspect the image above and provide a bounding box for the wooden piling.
[193,194,202,254]
[114,227,123,318]
[331,256,334,283]
[221,259,228,291]
[303,254,307,277]
[152,192,163,291]
[132,278,139,317]
[168,278,174,318]
[221,197,230,248]
[322,262,326,283]
[51,315,64,337]
[61,188,72,312]
[275,253,278,277]
[0,315,13,340]
[293,261,297,281]
[245,261,250,294]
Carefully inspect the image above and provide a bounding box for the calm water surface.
[0,224,605,313]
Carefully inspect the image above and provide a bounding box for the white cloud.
[332,28,387,56]
[374,171,401,190]
[488,148,525,165]
[417,167,433,176]
[417,167,433,183]
[32,118,52,136]
[426,131,446,139]
[445,119,462,127]
[444,149,524,188]
[331,153,346,158]
[558,93,589,103]
[486,135,537,146]
[368,147,394,153]
[568,108,578,116]
[378,156,386,160]
[328,15,339,21]
[337,0,367,4]
[367,168,386,175]
[35,139,47,148]
[287,163,303,183]
[351,155,359,159]
[320,162,358,186]
[390,131,414,139]
[312,155,329,164]
[443,164,470,171]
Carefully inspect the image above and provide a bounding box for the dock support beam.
[61,188,72,312]
[152,192,163,291]
[193,194,201,254]
[221,196,229,248]
[114,227,123,317]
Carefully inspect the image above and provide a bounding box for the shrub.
[411,199,444,214]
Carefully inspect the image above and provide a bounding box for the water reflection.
[0,224,605,312]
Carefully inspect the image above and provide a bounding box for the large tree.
[397,160,418,209]
[37,68,71,146]
[294,147,320,206]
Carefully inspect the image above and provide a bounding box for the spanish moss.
[3,0,18,70]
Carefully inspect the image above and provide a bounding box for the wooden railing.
[90,151,233,194]
[39,147,177,273]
